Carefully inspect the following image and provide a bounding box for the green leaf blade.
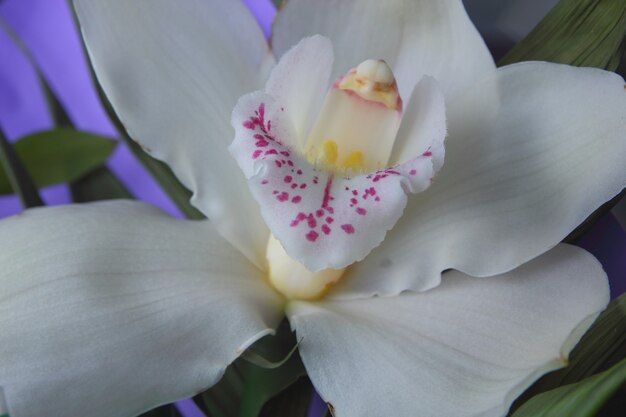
[0,129,117,195]
[512,358,626,417]
[499,0,626,71]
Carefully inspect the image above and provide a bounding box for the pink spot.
[284,176,293,183]
[322,224,331,235]
[275,160,282,168]
[291,212,307,227]
[307,215,317,229]
[326,217,334,224]
[352,190,358,196]
[297,169,303,175]
[316,210,324,218]
[375,196,381,202]
[291,183,298,189]
[252,150,263,159]
[280,151,290,157]
[243,121,255,129]
[356,207,367,216]
[368,187,376,195]
[306,231,319,242]
[300,184,307,189]
[287,160,294,167]
[373,175,382,182]
[345,187,350,191]
[350,198,358,205]
[277,192,289,202]
[255,140,269,147]
[272,190,278,194]
[423,151,433,157]
[266,149,278,156]
[261,180,269,185]
[341,224,355,234]
[409,169,417,176]
[292,196,302,203]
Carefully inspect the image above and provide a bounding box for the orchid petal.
[73,0,274,267]
[338,62,626,297]
[289,245,608,417]
[264,35,334,149]
[0,201,283,417]
[230,92,443,271]
[390,75,447,169]
[272,0,495,100]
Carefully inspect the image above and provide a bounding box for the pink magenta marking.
[300,184,307,189]
[261,180,269,185]
[280,151,290,157]
[326,217,334,224]
[306,230,319,242]
[423,151,433,157]
[307,215,317,228]
[409,169,417,176]
[350,198,358,205]
[322,224,331,235]
[356,207,367,215]
[290,212,307,227]
[277,192,289,202]
[266,149,278,156]
[243,120,254,129]
[375,196,381,202]
[288,161,294,167]
[341,224,355,234]
[322,178,333,208]
[316,209,324,218]
[291,183,298,189]
[275,160,282,168]
[284,176,292,183]
[252,150,263,159]
[292,196,302,203]
[297,169,303,175]
[352,190,358,196]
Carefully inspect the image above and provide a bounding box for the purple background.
[0,1,623,416]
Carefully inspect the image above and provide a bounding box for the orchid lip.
[230,53,446,299]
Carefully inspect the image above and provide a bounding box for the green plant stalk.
[0,128,44,208]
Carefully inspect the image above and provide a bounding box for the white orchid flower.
[1,1,625,416]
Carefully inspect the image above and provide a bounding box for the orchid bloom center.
[267,59,403,300]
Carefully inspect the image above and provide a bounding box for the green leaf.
[511,358,626,417]
[510,294,626,414]
[258,377,313,417]
[197,361,246,417]
[196,320,307,417]
[0,129,117,195]
[238,320,307,417]
[70,166,133,202]
[499,0,626,71]
[0,128,44,208]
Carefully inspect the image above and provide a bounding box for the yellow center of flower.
[267,59,403,300]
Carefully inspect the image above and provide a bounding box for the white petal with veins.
[0,201,283,417]
[74,0,274,268]
[273,0,496,100]
[289,245,608,417]
[339,62,626,298]
[265,35,335,149]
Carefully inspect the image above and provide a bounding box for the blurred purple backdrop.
[0,1,623,417]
